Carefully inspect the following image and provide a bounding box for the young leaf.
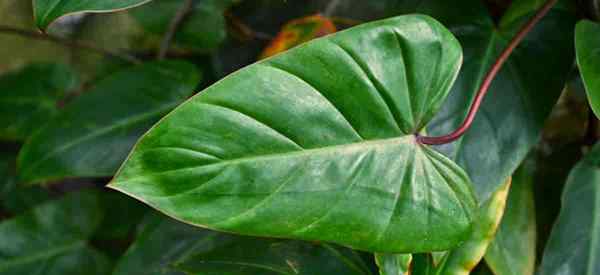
[110,15,477,253]
[410,0,576,203]
[130,0,239,52]
[260,14,337,59]
[375,253,412,275]
[17,60,201,184]
[113,213,373,275]
[0,191,110,275]
[575,20,600,119]
[0,63,78,141]
[433,178,511,275]
[484,164,536,275]
[538,143,600,275]
[33,0,153,31]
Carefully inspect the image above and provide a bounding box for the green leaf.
[114,213,373,275]
[110,15,477,253]
[130,0,239,52]
[94,191,147,240]
[18,60,201,184]
[375,253,412,275]
[405,0,576,202]
[0,191,110,275]
[538,143,600,275]
[484,164,536,275]
[0,154,50,215]
[0,63,78,141]
[576,20,600,119]
[33,0,153,31]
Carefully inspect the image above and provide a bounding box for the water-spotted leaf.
[114,213,373,275]
[18,61,201,184]
[33,0,153,31]
[538,143,600,275]
[484,164,536,275]
[375,253,412,275]
[130,0,239,52]
[109,15,476,253]
[0,191,110,275]
[0,63,78,141]
[404,0,576,202]
[260,14,337,59]
[576,20,600,119]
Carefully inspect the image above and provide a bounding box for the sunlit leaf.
[575,20,600,119]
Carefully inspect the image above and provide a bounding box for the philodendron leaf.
[0,63,78,141]
[538,143,600,275]
[114,213,373,275]
[18,60,201,184]
[576,20,600,119]
[0,191,110,275]
[484,164,536,275]
[110,15,476,253]
[375,253,412,275]
[33,0,153,31]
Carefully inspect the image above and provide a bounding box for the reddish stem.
[416,0,558,145]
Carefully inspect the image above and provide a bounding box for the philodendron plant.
[1,0,599,274]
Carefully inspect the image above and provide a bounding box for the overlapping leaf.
[18,61,201,184]
[0,63,78,141]
[538,143,600,275]
[33,0,153,30]
[375,253,412,275]
[110,15,476,253]
[0,191,110,275]
[575,20,600,119]
[113,213,373,275]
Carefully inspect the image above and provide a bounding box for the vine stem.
[416,0,558,145]
[0,25,141,64]
[157,0,194,60]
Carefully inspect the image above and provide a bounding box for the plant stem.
[416,0,558,145]
[157,0,194,60]
[0,25,141,64]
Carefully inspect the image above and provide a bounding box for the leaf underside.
[110,15,476,253]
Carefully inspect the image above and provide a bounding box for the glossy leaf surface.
[375,253,412,275]
[18,61,201,184]
[111,15,476,253]
[0,63,78,141]
[33,0,153,30]
[538,143,600,275]
[485,164,536,275]
[130,0,239,52]
[575,20,600,119]
[406,0,576,202]
[114,213,373,275]
[0,191,110,275]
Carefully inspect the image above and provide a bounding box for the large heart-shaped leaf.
[113,213,374,275]
[484,164,536,275]
[576,20,600,119]
[394,0,576,202]
[110,15,476,253]
[0,63,78,141]
[538,143,600,275]
[17,60,201,184]
[33,0,153,31]
[0,191,110,275]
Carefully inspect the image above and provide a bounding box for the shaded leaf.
[110,15,476,253]
[18,60,201,184]
[0,63,78,141]
[33,0,153,30]
[94,191,147,240]
[484,164,536,275]
[260,14,337,59]
[0,191,110,275]
[130,0,239,52]
[538,143,600,275]
[575,20,600,119]
[375,253,412,275]
[0,154,50,215]
[114,213,372,275]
